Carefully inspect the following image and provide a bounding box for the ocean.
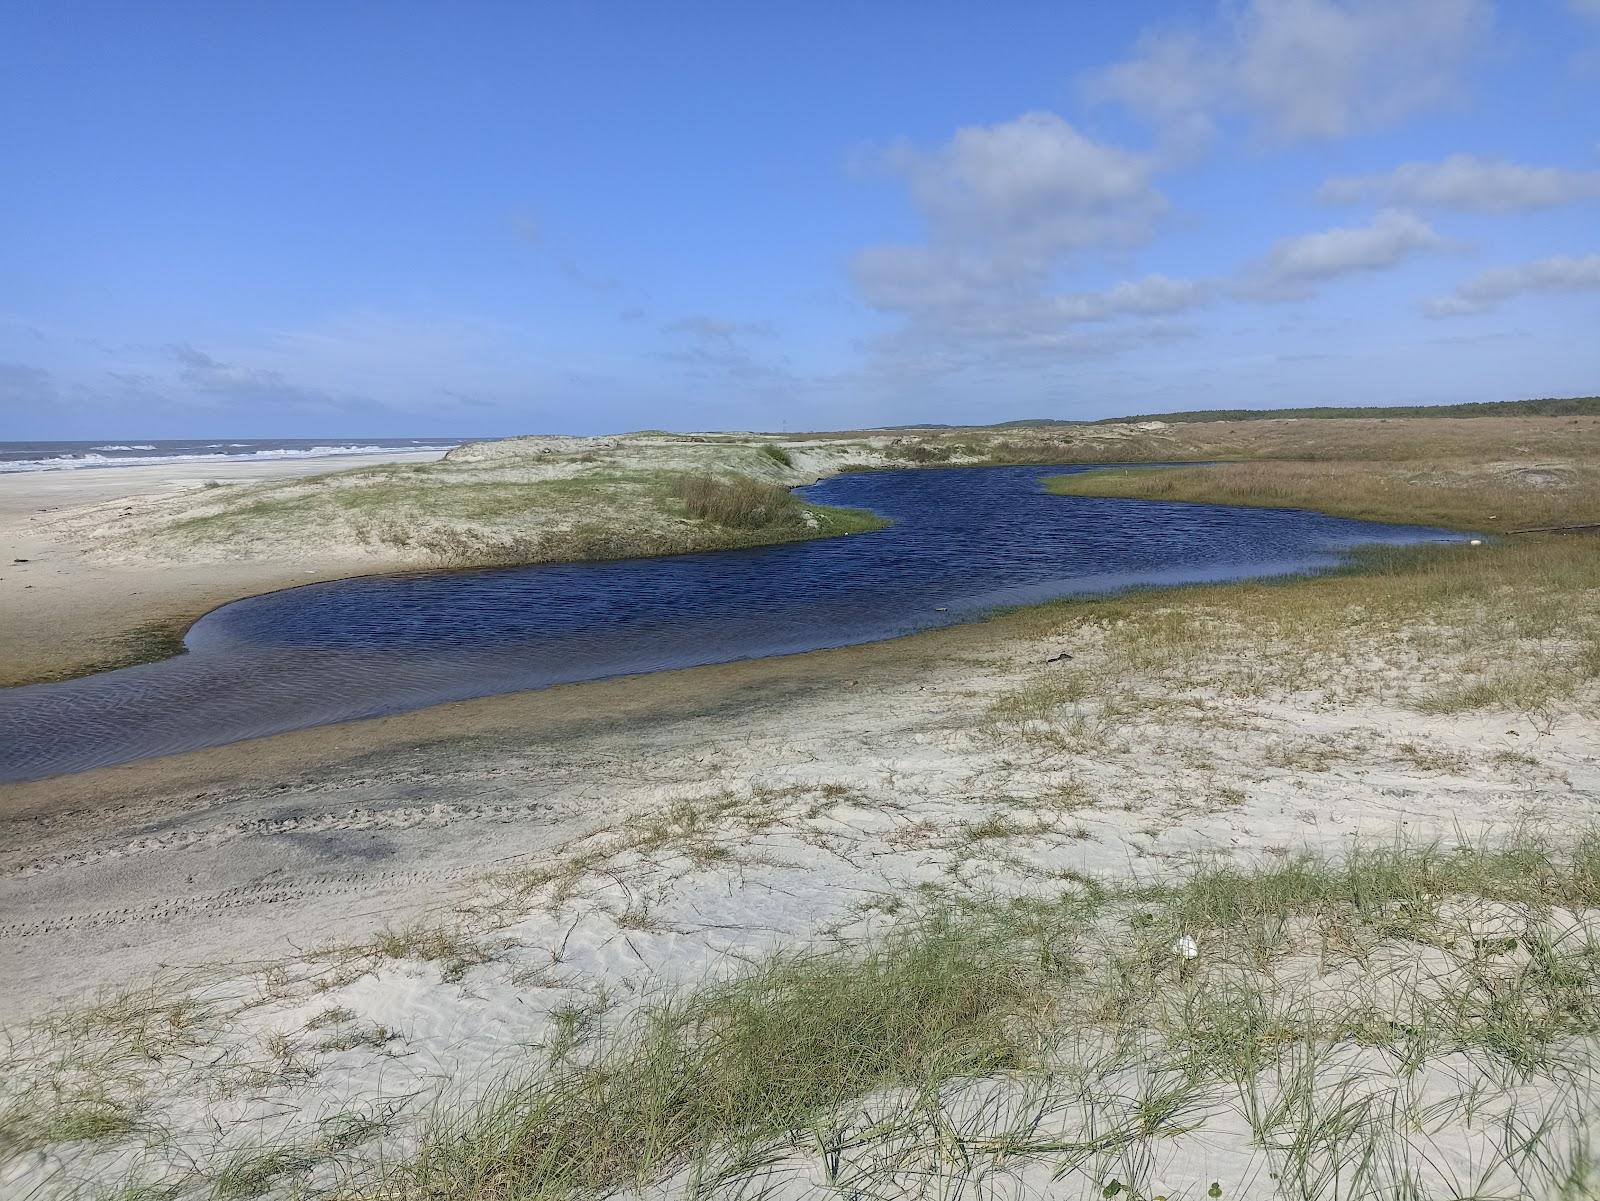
[0,437,462,472]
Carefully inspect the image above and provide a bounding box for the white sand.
[2,581,1595,1198]
[0,450,444,685]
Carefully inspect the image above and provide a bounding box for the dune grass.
[363,833,1600,1201]
[384,913,1055,1200]
[157,468,886,571]
[975,536,1600,726]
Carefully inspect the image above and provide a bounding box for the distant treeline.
[989,395,1600,427]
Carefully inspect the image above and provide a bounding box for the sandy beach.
[0,450,445,687]
[1,423,1597,1199]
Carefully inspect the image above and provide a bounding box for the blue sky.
[3,1,1598,438]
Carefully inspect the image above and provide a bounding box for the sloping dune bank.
[2,415,1599,1199]
[8,413,1592,687]
[0,420,1215,687]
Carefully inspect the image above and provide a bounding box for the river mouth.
[0,466,1465,782]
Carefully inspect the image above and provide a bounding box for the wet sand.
[0,615,978,1015]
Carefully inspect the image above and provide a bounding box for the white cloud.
[1091,0,1491,142]
[851,112,1177,353]
[1321,154,1600,212]
[1238,210,1445,300]
[1053,276,1213,322]
[1424,254,1600,315]
[872,111,1163,263]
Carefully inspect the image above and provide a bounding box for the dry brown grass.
[988,414,1600,468]
[1046,458,1599,531]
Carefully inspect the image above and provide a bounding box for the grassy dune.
[377,837,1600,1201]
[139,438,889,569]
[67,415,1600,570]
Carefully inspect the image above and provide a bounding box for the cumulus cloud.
[1090,0,1491,142]
[875,111,1163,261]
[1424,254,1600,315]
[1237,210,1445,300]
[851,112,1190,365]
[1052,276,1214,323]
[1321,154,1600,212]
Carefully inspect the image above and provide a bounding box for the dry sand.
[0,450,443,686]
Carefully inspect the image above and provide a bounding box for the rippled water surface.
[0,466,1464,780]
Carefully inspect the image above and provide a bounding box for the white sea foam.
[0,443,455,473]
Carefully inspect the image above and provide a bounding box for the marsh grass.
[673,475,803,529]
[978,535,1600,728]
[1045,457,1600,532]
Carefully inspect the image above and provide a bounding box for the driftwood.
[1505,523,1600,534]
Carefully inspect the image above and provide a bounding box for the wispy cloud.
[659,315,787,385]
[0,362,56,407]
[1321,154,1600,212]
[1089,0,1491,143]
[1424,254,1600,315]
[1236,210,1446,301]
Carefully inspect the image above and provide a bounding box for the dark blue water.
[0,467,1464,781]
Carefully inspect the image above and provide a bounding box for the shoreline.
[8,414,1587,688]
[0,450,448,687]
[0,529,1494,822]
[0,464,1471,784]
[0,441,897,688]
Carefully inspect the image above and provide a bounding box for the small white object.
[1173,935,1199,960]
[1469,539,1483,547]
